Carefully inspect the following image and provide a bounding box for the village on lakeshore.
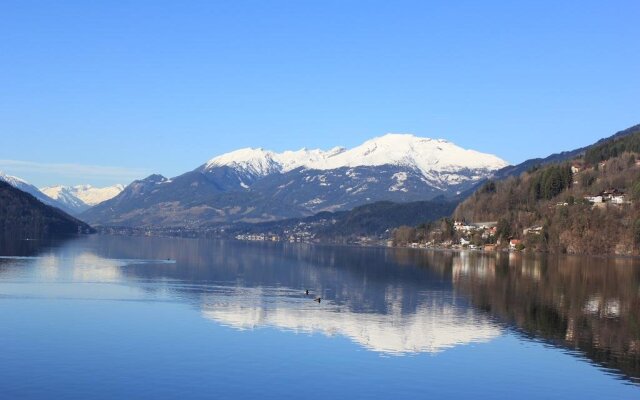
[390,155,638,254]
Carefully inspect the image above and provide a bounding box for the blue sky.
[1,1,638,187]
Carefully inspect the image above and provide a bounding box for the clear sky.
[1,0,638,187]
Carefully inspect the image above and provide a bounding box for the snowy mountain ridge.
[0,170,71,212]
[0,170,124,215]
[42,184,125,206]
[0,170,28,187]
[83,133,509,227]
[204,134,508,180]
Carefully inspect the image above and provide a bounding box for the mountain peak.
[141,174,168,183]
[0,171,80,214]
[41,183,125,208]
[206,148,280,176]
[366,133,450,145]
[203,133,507,179]
[0,170,28,186]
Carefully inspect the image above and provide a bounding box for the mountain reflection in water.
[200,288,500,354]
[1,235,639,385]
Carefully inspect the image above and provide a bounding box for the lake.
[0,235,638,399]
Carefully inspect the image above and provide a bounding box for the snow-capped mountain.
[0,170,73,213]
[40,186,90,213]
[82,134,508,227]
[0,170,30,189]
[205,134,507,186]
[41,184,124,213]
[74,184,125,205]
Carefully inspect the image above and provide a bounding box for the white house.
[611,195,627,204]
[523,226,543,236]
[584,195,603,204]
[474,221,498,230]
[454,221,474,232]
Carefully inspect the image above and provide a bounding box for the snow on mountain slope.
[204,134,507,181]
[71,184,124,206]
[40,185,88,211]
[0,170,30,188]
[41,184,124,209]
[0,170,67,210]
[84,134,509,227]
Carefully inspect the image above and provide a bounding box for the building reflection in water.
[414,249,640,383]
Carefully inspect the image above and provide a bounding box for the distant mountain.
[0,170,73,213]
[0,180,94,238]
[82,134,507,227]
[0,171,124,216]
[205,134,506,184]
[227,199,458,242]
[41,184,124,214]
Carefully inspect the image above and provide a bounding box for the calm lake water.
[0,235,639,399]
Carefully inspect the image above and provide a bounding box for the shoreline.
[91,231,640,260]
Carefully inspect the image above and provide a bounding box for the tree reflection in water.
[396,249,640,383]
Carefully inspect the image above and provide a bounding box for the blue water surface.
[0,236,638,399]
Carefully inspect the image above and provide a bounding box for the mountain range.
[0,170,67,211]
[41,184,124,214]
[0,180,94,238]
[4,124,638,238]
[0,171,123,215]
[81,134,508,227]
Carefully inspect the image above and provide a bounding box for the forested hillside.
[0,181,95,239]
[394,126,640,255]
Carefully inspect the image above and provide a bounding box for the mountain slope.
[73,184,125,205]
[494,124,640,179]
[227,199,458,242]
[0,170,74,214]
[205,134,507,182]
[82,134,507,227]
[0,181,95,238]
[41,184,124,214]
[401,123,640,255]
[40,185,90,213]
[451,123,640,207]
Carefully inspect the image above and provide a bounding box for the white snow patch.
[350,185,368,195]
[204,134,508,181]
[303,197,325,206]
[277,180,295,189]
[0,171,28,186]
[389,172,409,192]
